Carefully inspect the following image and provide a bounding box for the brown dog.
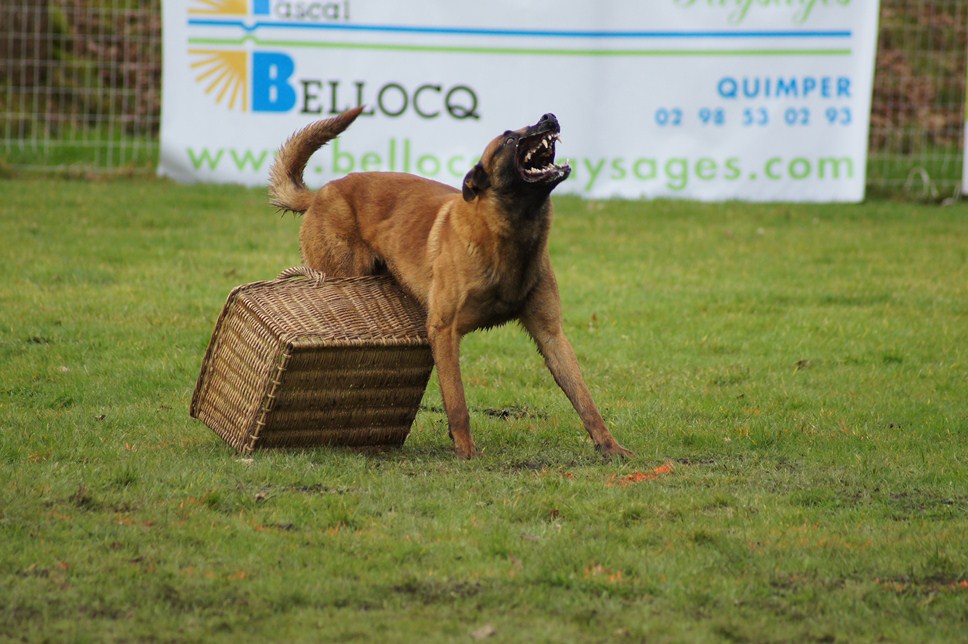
[269,107,631,459]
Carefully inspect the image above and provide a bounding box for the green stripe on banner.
[187,37,851,57]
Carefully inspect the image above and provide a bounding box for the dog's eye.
[504,137,514,146]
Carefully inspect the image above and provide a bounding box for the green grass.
[0,130,158,175]
[1,178,966,642]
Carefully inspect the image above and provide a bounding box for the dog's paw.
[598,441,634,460]
[453,442,480,460]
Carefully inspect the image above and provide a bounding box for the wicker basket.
[190,267,434,452]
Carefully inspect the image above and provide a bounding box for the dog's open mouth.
[517,129,570,184]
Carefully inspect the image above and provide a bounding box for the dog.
[269,107,631,459]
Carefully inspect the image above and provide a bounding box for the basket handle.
[277,265,327,285]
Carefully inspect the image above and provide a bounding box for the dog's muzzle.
[517,114,571,185]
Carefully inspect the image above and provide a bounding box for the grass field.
[1,178,966,642]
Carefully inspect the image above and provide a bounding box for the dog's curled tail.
[268,106,365,214]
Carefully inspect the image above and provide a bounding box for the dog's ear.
[462,162,490,202]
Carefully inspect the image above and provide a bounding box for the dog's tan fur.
[269,107,631,459]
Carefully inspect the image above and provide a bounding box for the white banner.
[964,48,968,196]
[160,0,880,202]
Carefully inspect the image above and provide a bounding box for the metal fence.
[1,0,965,198]
[0,0,161,174]
[867,0,966,199]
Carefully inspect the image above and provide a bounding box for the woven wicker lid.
[232,267,429,345]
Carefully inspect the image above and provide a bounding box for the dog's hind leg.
[299,189,380,277]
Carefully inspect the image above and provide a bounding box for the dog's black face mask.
[462,113,572,202]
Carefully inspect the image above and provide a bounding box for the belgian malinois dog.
[269,107,631,459]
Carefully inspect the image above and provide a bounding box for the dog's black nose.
[539,113,557,124]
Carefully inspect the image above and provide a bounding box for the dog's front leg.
[522,269,632,459]
[427,318,477,459]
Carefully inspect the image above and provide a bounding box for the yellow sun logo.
[189,0,249,16]
[189,50,248,112]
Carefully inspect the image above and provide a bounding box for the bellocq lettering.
[300,80,480,120]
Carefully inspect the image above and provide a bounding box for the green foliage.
[0,179,966,641]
